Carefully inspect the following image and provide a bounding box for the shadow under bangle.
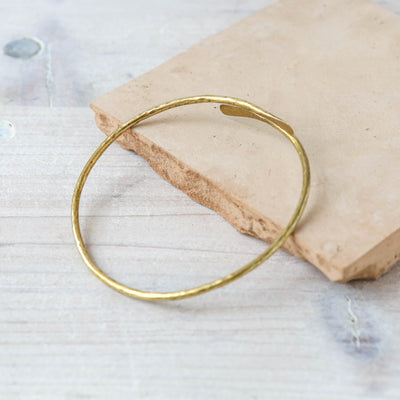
[71,95,311,301]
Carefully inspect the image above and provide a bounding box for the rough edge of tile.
[345,227,400,282]
[92,105,400,283]
[92,105,358,282]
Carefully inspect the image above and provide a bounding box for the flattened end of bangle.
[219,104,294,137]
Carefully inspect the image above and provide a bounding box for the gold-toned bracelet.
[71,95,311,301]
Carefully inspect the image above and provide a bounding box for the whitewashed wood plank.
[1,0,397,107]
[1,106,400,400]
[0,0,273,107]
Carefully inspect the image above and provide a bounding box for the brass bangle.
[71,95,311,301]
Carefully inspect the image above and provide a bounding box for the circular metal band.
[71,95,310,301]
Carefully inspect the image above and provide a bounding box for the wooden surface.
[91,0,400,284]
[1,1,400,399]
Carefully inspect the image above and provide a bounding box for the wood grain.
[2,106,400,400]
[1,0,400,399]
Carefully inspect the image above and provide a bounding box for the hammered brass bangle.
[71,95,310,301]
